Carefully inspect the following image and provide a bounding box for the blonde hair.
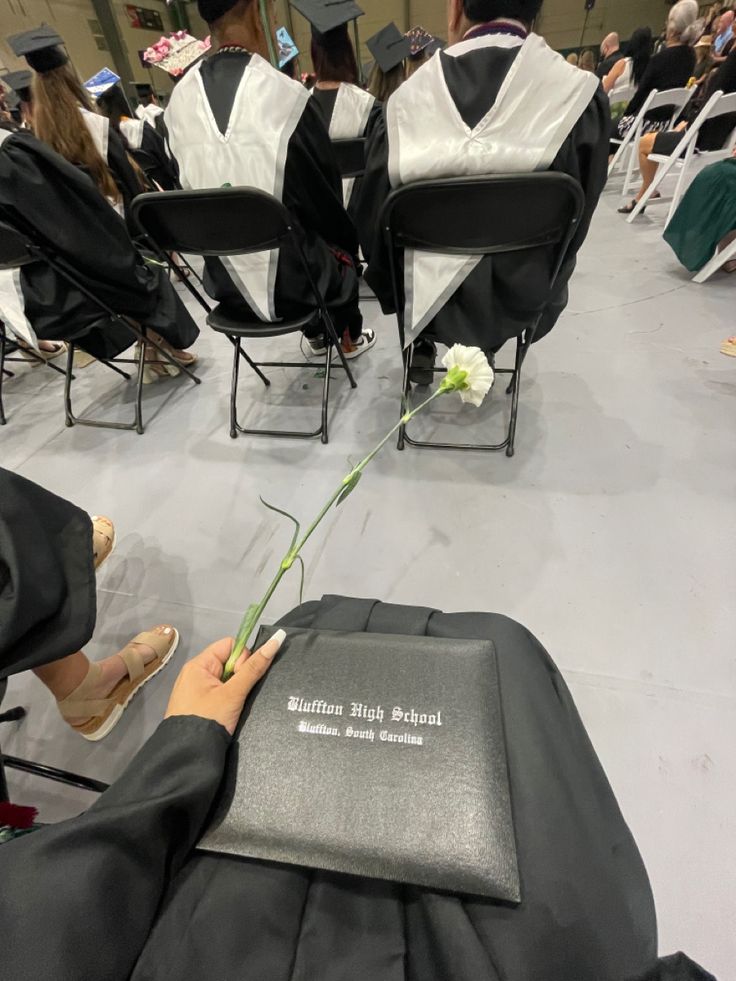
[579,49,596,71]
[367,62,404,102]
[31,64,120,203]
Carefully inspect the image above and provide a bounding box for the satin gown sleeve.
[0,716,230,981]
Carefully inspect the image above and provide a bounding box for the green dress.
[664,156,736,271]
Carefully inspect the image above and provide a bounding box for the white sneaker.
[301,328,376,361]
[340,328,376,360]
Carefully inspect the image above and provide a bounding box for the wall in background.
[0,0,674,96]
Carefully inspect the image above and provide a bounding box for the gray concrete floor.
[1,185,734,975]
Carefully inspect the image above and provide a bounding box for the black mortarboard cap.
[2,70,33,99]
[135,83,154,98]
[405,26,433,57]
[367,23,411,72]
[7,25,69,73]
[291,0,364,35]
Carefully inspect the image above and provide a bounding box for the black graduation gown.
[122,118,180,192]
[310,86,383,225]
[356,45,610,352]
[0,595,715,980]
[0,468,95,679]
[171,52,362,338]
[0,129,198,360]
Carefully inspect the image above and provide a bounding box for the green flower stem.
[222,374,465,680]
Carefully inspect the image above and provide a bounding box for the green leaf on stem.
[259,496,301,551]
[336,470,361,506]
[295,554,306,604]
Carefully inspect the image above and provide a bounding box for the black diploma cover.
[199,628,520,901]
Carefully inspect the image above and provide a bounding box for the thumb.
[226,629,286,699]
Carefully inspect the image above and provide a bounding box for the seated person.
[306,7,382,221]
[612,1,698,156]
[0,469,177,741]
[96,82,180,192]
[0,595,715,980]
[356,0,609,383]
[711,9,735,64]
[366,22,411,102]
[603,27,653,124]
[134,83,166,136]
[596,31,624,79]
[8,27,149,224]
[0,123,198,375]
[663,144,736,274]
[164,0,375,361]
[621,46,736,215]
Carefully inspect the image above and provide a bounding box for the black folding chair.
[0,677,108,803]
[0,214,200,435]
[380,173,585,457]
[131,187,357,444]
[332,137,367,179]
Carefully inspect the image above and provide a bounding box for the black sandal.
[618,199,643,215]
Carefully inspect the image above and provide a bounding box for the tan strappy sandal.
[91,516,116,570]
[57,626,179,741]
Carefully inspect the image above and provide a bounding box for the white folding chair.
[628,91,736,225]
[620,88,693,197]
[693,235,736,283]
[608,89,660,180]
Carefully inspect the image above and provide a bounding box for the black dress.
[0,468,95,680]
[653,49,736,155]
[0,128,199,361]
[616,44,697,139]
[0,595,716,980]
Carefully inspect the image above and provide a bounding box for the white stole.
[326,83,375,206]
[386,33,598,346]
[79,108,109,159]
[120,117,146,150]
[166,54,309,321]
[136,103,164,126]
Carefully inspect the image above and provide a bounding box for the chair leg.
[134,340,146,436]
[63,341,76,428]
[323,313,357,389]
[230,337,270,387]
[230,336,241,439]
[506,338,526,458]
[320,339,332,445]
[0,329,6,426]
[397,347,412,451]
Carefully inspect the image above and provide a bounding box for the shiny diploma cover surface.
[199,628,520,901]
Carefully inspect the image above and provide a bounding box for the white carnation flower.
[439,344,495,407]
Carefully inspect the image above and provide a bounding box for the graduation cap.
[7,25,69,73]
[426,36,446,56]
[135,83,154,99]
[84,67,121,99]
[2,70,33,101]
[291,0,363,35]
[405,26,433,57]
[367,23,411,72]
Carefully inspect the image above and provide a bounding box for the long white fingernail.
[261,628,286,660]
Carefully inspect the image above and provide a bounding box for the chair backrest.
[380,174,585,335]
[0,219,35,271]
[698,90,736,150]
[130,187,293,257]
[645,86,692,125]
[332,138,366,179]
[381,172,584,264]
